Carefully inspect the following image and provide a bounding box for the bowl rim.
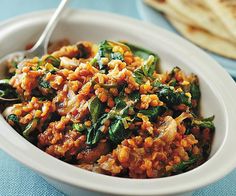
[0,9,236,196]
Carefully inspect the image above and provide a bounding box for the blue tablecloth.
[0,0,235,195]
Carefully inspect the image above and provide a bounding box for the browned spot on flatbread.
[156,0,166,3]
[187,26,206,34]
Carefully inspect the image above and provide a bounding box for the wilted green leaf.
[88,96,104,123]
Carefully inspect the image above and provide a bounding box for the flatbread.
[145,0,235,43]
[144,0,193,24]
[204,0,236,38]
[166,16,236,59]
[167,0,235,42]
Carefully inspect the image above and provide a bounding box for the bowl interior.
[0,14,226,158]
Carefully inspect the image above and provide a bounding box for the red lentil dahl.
[1,40,214,178]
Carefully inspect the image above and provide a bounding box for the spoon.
[0,0,69,102]
[0,0,69,64]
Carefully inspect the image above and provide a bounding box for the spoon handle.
[28,0,70,57]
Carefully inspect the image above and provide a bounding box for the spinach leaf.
[7,114,19,124]
[38,78,50,89]
[133,68,145,84]
[114,97,127,110]
[49,69,57,74]
[76,43,90,59]
[23,118,38,140]
[35,60,43,71]
[90,58,97,66]
[72,123,87,133]
[192,116,215,130]
[11,60,18,68]
[99,40,113,57]
[133,55,159,83]
[169,79,177,87]
[109,118,130,145]
[0,79,19,101]
[190,83,201,100]
[121,42,157,60]
[152,79,162,88]
[111,52,124,61]
[97,40,113,70]
[185,129,191,135]
[114,90,139,116]
[124,42,159,84]
[173,157,198,173]
[86,114,107,146]
[45,55,60,68]
[158,85,190,107]
[7,114,23,133]
[86,126,103,146]
[129,90,140,102]
[142,55,158,78]
[37,78,56,100]
[139,106,167,121]
[88,96,104,123]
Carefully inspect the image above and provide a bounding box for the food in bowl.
[0,40,215,178]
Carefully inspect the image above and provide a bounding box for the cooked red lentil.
[0,40,215,178]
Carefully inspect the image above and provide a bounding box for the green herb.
[11,60,18,68]
[7,114,22,132]
[109,118,130,145]
[133,55,159,83]
[72,123,87,133]
[97,40,113,70]
[114,97,127,110]
[36,60,43,70]
[45,55,60,68]
[142,55,158,78]
[169,79,177,87]
[49,69,57,74]
[23,118,38,140]
[37,77,56,100]
[76,43,90,58]
[86,114,107,146]
[88,96,104,123]
[133,68,146,84]
[0,79,19,101]
[39,78,50,89]
[98,41,113,56]
[185,129,191,135]
[129,90,140,102]
[121,42,156,60]
[190,83,200,100]
[111,52,124,61]
[139,106,167,121]
[90,58,97,66]
[152,80,162,88]
[173,157,198,172]
[192,116,215,130]
[87,127,103,146]
[158,85,191,107]
[7,114,19,124]
[113,91,139,117]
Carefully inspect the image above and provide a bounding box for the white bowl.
[0,9,236,196]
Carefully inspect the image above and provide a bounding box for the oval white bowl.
[0,9,236,196]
